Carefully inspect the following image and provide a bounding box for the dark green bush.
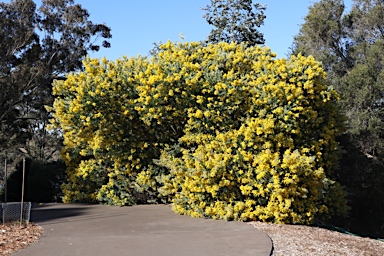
[4,160,66,203]
[329,135,384,238]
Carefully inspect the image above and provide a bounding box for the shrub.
[4,160,66,203]
[145,42,347,223]
[50,57,164,205]
[50,42,347,223]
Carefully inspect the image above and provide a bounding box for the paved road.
[14,203,272,256]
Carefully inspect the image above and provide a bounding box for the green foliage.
[292,0,384,236]
[334,135,384,237]
[292,0,384,160]
[0,0,111,162]
[50,41,347,224]
[202,0,266,45]
[3,160,66,203]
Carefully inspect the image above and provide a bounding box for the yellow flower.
[195,109,203,118]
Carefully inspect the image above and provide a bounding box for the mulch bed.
[0,223,43,256]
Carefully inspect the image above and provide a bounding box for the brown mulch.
[0,223,43,256]
[251,221,384,256]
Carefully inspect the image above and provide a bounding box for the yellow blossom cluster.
[50,41,347,223]
[51,56,163,205]
[144,42,347,223]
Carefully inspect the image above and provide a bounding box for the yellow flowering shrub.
[61,159,106,203]
[50,57,164,205]
[143,42,347,223]
[50,41,347,224]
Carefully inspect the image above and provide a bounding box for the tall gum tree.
[0,0,111,163]
[292,0,384,160]
[202,0,266,46]
[291,0,384,237]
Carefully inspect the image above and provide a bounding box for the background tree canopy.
[292,0,384,161]
[202,0,266,45]
[291,0,384,237]
[0,0,111,165]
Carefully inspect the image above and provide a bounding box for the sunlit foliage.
[50,41,347,223]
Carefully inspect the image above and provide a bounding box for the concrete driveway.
[14,203,272,256]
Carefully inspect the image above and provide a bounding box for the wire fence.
[1,202,31,223]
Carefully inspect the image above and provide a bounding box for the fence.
[0,202,31,223]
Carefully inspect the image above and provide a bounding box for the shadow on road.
[30,203,93,223]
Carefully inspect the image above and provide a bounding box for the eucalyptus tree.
[292,0,384,161]
[202,0,266,45]
[291,0,384,237]
[0,0,111,162]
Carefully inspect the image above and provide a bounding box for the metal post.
[4,159,7,203]
[20,157,25,225]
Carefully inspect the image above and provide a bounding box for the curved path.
[14,203,272,256]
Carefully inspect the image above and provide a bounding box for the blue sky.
[6,0,352,59]
[80,0,352,60]
[85,0,312,59]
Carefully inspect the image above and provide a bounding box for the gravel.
[251,221,384,256]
